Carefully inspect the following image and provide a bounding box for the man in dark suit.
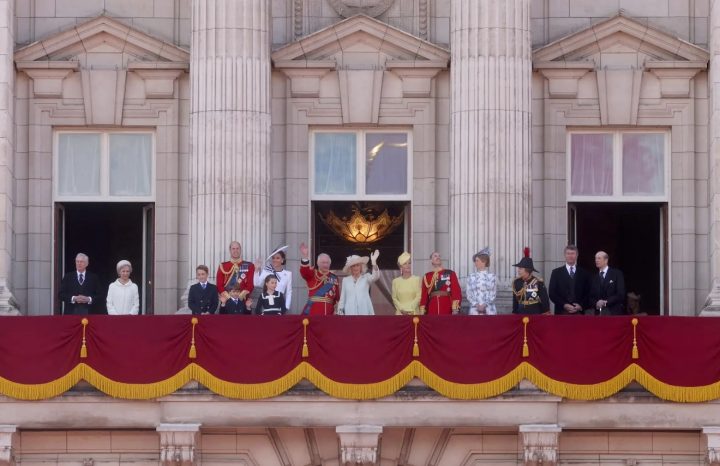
[188,265,219,315]
[588,250,626,315]
[59,253,99,315]
[548,245,590,315]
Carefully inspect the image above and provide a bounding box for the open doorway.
[569,202,667,315]
[54,203,154,315]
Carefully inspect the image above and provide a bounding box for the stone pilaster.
[0,0,18,315]
[449,0,532,298]
[704,0,720,315]
[189,0,271,279]
[0,426,17,466]
[519,424,560,466]
[157,423,201,466]
[336,425,382,465]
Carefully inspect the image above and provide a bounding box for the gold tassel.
[302,318,309,358]
[412,316,420,357]
[522,317,530,358]
[631,318,639,360]
[189,317,198,359]
[80,318,89,359]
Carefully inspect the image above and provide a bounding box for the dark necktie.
[201,283,206,290]
[600,271,605,280]
[79,273,84,285]
[570,266,575,278]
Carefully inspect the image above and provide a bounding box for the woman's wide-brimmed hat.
[397,251,411,266]
[265,245,288,263]
[343,254,370,273]
[512,247,539,273]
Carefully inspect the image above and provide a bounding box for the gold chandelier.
[320,208,404,244]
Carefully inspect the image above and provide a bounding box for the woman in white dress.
[466,247,497,315]
[106,260,140,315]
[338,250,380,316]
[254,245,293,311]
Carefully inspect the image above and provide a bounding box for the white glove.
[370,249,380,265]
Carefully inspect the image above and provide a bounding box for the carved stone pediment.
[14,15,189,123]
[272,15,449,123]
[533,12,708,124]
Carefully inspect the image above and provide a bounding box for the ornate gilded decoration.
[320,206,404,244]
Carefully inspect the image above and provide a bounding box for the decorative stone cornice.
[533,12,709,63]
[336,425,382,465]
[157,423,201,466]
[519,424,561,466]
[0,426,17,466]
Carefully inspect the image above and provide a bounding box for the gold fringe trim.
[4,361,720,402]
[304,362,417,400]
[192,363,305,400]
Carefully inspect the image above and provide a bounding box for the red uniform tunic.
[300,262,340,315]
[216,260,255,297]
[420,269,461,315]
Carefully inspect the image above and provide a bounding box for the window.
[311,130,411,200]
[568,130,668,201]
[54,131,155,201]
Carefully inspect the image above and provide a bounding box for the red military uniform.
[216,260,255,298]
[420,269,461,315]
[300,261,340,315]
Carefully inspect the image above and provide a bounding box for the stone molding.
[336,425,383,465]
[519,424,561,466]
[327,0,395,18]
[533,12,709,63]
[14,15,189,63]
[157,423,201,466]
[0,426,17,466]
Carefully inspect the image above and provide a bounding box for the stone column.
[449,1,532,296]
[336,425,382,466]
[189,0,271,278]
[157,423,201,466]
[0,425,18,466]
[704,0,720,315]
[519,424,560,466]
[0,0,17,315]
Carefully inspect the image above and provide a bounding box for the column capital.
[156,423,201,466]
[519,424,561,466]
[336,425,383,465]
[0,425,18,466]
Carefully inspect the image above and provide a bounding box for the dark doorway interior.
[571,202,665,315]
[57,203,147,315]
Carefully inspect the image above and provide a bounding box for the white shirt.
[106,279,140,315]
[599,266,609,276]
[71,270,92,304]
[254,268,292,309]
[566,264,576,276]
[338,267,380,316]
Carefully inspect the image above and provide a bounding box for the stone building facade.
[1,0,718,317]
[3,0,720,464]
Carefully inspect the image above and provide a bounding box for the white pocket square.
[609,280,614,284]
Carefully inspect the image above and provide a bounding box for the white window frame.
[566,129,670,203]
[53,129,156,202]
[309,128,413,201]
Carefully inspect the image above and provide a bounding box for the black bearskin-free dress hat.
[512,247,539,273]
